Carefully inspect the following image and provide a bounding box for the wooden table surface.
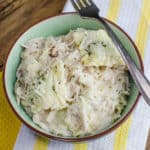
[0,0,66,71]
[0,0,149,149]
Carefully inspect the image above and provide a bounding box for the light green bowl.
[3,13,143,142]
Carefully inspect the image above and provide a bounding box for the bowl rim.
[3,12,143,142]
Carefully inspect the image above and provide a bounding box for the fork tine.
[75,0,85,9]
[80,0,87,8]
[87,0,95,6]
[82,0,92,6]
[71,0,81,10]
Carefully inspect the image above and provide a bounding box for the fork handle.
[99,18,150,105]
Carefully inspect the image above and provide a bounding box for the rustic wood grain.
[0,0,29,20]
[0,0,66,71]
[0,0,14,10]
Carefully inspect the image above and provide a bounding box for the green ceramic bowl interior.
[4,13,141,139]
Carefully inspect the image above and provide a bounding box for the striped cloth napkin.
[0,0,150,150]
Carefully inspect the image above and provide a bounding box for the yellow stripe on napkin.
[141,1,150,25]
[113,0,150,150]
[107,0,134,150]
[135,0,150,58]
[0,72,21,150]
[33,136,50,150]
[73,1,122,149]
[114,117,132,150]
[74,142,88,150]
[107,0,122,21]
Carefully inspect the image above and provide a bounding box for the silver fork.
[71,0,150,106]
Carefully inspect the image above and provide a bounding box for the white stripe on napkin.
[14,125,36,150]
[117,0,142,39]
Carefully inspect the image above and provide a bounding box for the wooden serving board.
[0,0,66,71]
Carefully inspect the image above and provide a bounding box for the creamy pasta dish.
[15,28,129,136]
